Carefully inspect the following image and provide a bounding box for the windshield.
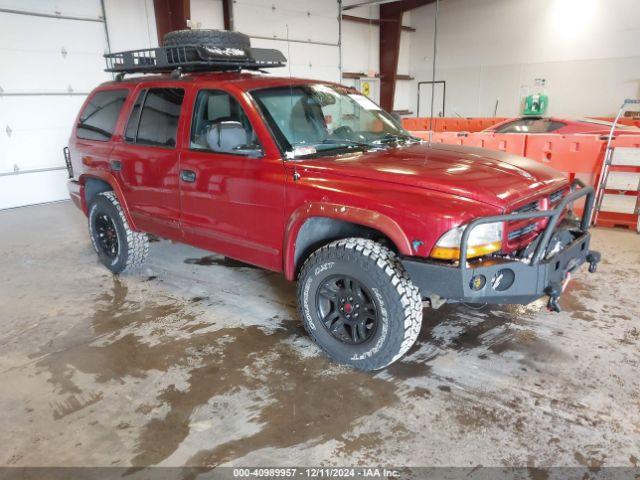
[251,84,418,158]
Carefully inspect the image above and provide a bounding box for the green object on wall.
[523,93,548,115]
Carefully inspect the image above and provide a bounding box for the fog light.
[470,275,486,291]
[492,269,515,291]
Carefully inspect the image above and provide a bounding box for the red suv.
[66,30,600,370]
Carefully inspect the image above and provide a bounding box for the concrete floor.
[1,201,639,469]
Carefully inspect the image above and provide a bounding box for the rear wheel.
[297,238,422,370]
[88,192,149,274]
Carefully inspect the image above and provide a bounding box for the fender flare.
[79,172,138,231]
[283,202,413,281]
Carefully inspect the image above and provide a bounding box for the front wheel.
[297,238,422,370]
[88,191,149,274]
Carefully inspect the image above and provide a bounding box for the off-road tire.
[297,238,422,370]
[163,29,251,50]
[88,191,149,274]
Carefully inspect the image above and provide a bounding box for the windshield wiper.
[320,138,375,150]
[286,139,373,160]
[375,133,420,145]
[287,138,390,159]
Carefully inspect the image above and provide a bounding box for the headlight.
[430,222,503,260]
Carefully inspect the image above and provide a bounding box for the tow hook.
[586,251,601,274]
[545,282,562,313]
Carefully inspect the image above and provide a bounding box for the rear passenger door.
[111,87,185,239]
[179,88,286,271]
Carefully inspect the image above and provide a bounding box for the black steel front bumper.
[401,181,601,311]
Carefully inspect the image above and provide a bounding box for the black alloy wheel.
[316,275,378,345]
[88,191,149,273]
[297,238,423,370]
[94,213,119,259]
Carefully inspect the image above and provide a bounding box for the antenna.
[428,0,439,145]
[286,24,293,81]
[286,24,297,148]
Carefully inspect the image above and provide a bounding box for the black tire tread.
[297,238,422,370]
[90,192,149,272]
[163,29,251,50]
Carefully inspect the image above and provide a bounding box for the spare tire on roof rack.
[164,29,251,62]
[103,29,285,76]
[163,29,251,50]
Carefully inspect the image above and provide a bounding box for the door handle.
[110,159,122,172]
[180,169,197,183]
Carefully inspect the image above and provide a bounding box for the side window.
[190,90,260,155]
[125,88,185,147]
[124,90,145,142]
[76,89,128,141]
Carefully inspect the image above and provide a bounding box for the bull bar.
[401,180,601,311]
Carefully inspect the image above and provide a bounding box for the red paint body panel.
[68,73,572,281]
[290,143,567,209]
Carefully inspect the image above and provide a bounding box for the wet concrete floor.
[0,201,639,468]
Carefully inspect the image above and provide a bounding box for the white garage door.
[0,0,110,209]
[234,0,340,83]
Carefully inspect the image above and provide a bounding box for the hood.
[297,143,568,209]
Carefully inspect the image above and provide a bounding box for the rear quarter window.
[125,88,185,148]
[76,89,129,141]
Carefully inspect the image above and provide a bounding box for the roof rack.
[104,45,286,76]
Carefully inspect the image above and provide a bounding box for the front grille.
[507,200,541,244]
[549,189,564,204]
[515,200,539,214]
[507,223,537,241]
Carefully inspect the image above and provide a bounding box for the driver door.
[179,88,286,271]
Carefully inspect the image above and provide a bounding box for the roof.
[101,72,343,91]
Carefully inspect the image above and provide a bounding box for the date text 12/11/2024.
[232,467,401,478]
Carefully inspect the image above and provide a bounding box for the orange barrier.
[407,130,640,187]
[525,134,606,217]
[410,131,525,155]
[404,116,640,133]
[409,131,463,144]
[407,129,640,229]
[409,131,606,183]
[441,118,462,132]
[434,131,465,145]
[608,135,640,149]
[403,118,428,130]
[524,134,605,183]
[481,133,527,156]
[402,117,506,133]
[460,132,486,148]
[467,118,485,132]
